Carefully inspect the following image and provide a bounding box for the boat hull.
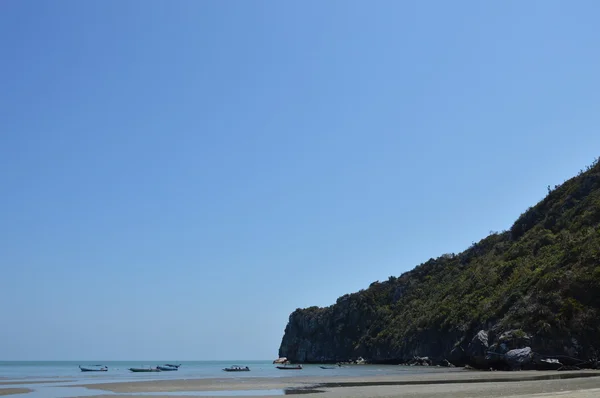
[79,366,107,372]
[157,366,178,371]
[276,366,302,370]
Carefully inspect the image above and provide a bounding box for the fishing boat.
[276,364,303,370]
[157,365,178,371]
[319,366,336,369]
[223,365,250,372]
[165,363,181,368]
[79,365,108,372]
[129,367,161,372]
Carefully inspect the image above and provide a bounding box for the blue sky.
[1,0,599,360]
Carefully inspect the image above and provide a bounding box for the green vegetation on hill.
[279,158,600,365]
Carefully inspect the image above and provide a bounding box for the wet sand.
[0,388,33,396]
[74,370,600,397]
[0,380,69,386]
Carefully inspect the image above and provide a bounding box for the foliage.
[281,158,600,362]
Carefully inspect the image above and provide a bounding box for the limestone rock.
[535,358,562,370]
[505,347,533,370]
[467,330,489,368]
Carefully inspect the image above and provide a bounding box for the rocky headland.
[279,159,600,370]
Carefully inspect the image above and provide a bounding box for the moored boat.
[129,367,161,372]
[276,364,303,370]
[319,366,336,369]
[79,365,108,372]
[165,363,181,368]
[157,365,178,371]
[223,365,250,372]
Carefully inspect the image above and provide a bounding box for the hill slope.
[278,159,600,368]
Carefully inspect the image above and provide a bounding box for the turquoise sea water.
[0,360,447,381]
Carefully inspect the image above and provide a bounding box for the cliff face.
[279,159,600,366]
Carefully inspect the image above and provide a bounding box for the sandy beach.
[71,370,600,397]
[0,388,32,396]
[0,380,68,386]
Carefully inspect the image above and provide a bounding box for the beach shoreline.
[0,388,32,396]
[70,370,600,397]
[0,380,70,386]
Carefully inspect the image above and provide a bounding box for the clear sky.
[1,0,599,361]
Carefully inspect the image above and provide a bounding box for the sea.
[0,361,458,397]
[0,360,446,381]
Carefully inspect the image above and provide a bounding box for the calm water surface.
[0,360,449,381]
[0,362,459,397]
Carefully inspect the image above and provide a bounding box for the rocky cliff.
[279,158,600,368]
